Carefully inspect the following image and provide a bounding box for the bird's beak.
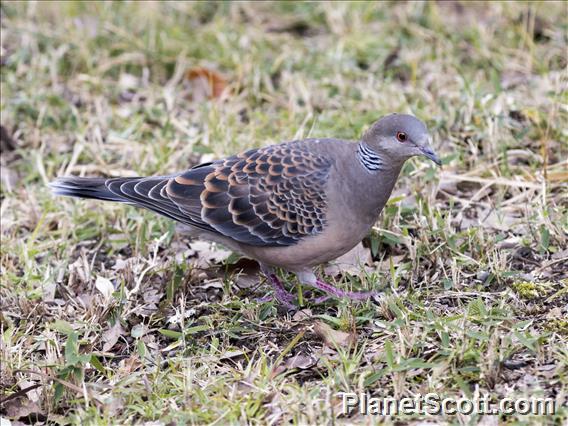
[419,146,442,167]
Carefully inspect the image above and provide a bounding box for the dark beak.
[420,146,442,166]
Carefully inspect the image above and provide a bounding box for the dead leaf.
[95,276,114,301]
[117,355,142,376]
[42,282,57,302]
[272,353,317,376]
[189,241,232,268]
[378,254,405,272]
[324,242,373,277]
[130,324,147,339]
[546,307,563,320]
[481,210,522,231]
[552,249,568,260]
[167,308,196,325]
[118,72,139,90]
[233,269,258,289]
[102,322,125,352]
[140,286,163,316]
[283,353,316,369]
[496,237,522,250]
[200,279,224,290]
[77,293,95,309]
[225,258,260,289]
[142,287,163,305]
[3,398,46,422]
[113,257,135,271]
[313,321,357,349]
[292,309,312,322]
[17,380,42,403]
[185,66,227,100]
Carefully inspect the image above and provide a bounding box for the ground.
[0,1,567,425]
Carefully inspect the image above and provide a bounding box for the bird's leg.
[259,264,297,309]
[257,266,374,308]
[313,278,376,301]
[296,271,376,302]
[268,274,297,309]
[312,294,332,304]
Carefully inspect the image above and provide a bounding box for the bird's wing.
[106,142,332,247]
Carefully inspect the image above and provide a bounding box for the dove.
[50,113,441,309]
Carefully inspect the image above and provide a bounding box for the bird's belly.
[240,220,371,272]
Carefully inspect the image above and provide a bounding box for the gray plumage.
[50,113,441,307]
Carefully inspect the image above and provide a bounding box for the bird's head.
[362,114,441,167]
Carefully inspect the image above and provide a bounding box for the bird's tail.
[49,176,134,202]
[49,174,207,227]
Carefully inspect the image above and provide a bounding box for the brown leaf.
[189,241,232,268]
[292,309,312,322]
[324,242,373,277]
[283,353,316,369]
[102,322,125,352]
[227,259,260,289]
[313,321,357,349]
[185,66,227,100]
[17,380,42,402]
[272,353,317,376]
[140,286,163,316]
[233,270,258,289]
[3,398,46,422]
[117,355,142,376]
[546,307,563,320]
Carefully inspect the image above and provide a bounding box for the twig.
[0,384,43,405]
[13,369,103,405]
[440,173,543,190]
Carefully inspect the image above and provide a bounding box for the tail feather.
[49,175,204,228]
[49,177,135,202]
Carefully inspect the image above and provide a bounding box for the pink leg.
[256,264,374,307]
[258,279,332,307]
[311,278,377,301]
[263,273,297,310]
[257,274,331,308]
[313,294,332,304]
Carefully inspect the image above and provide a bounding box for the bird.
[50,113,441,309]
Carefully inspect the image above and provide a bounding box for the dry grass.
[1,1,567,424]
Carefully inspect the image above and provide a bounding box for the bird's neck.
[357,142,387,172]
[349,142,405,223]
[356,141,406,173]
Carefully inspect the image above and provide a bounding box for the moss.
[511,281,553,300]
[544,319,568,336]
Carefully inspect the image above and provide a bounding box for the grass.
[1,1,567,424]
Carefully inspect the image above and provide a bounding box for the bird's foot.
[265,273,297,310]
[258,274,331,309]
[257,268,374,308]
[311,278,377,301]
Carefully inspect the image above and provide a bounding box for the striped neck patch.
[357,143,384,172]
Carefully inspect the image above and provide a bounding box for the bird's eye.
[396,132,407,142]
